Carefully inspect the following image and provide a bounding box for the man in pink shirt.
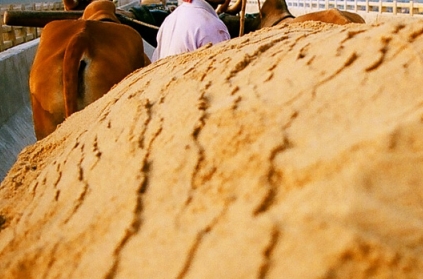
[152,0,231,61]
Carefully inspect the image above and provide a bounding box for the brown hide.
[63,0,95,11]
[259,0,364,28]
[259,0,294,28]
[81,0,119,21]
[29,0,148,140]
[291,9,365,25]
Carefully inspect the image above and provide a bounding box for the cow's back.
[292,9,365,25]
[30,20,145,140]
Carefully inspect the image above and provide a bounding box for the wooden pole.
[4,10,82,27]
[257,0,262,22]
[3,10,159,30]
[239,0,247,37]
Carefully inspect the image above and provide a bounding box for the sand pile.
[2,18,423,278]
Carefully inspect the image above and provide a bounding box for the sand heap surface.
[2,18,423,278]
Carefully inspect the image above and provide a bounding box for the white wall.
[0,39,38,182]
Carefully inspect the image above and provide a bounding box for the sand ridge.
[1,19,423,278]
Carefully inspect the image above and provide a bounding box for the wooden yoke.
[4,10,83,27]
[4,10,160,32]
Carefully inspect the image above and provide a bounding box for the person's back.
[152,0,230,61]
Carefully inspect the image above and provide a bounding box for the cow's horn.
[216,0,231,14]
[225,0,243,15]
[63,0,77,10]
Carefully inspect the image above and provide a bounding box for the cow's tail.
[63,31,89,118]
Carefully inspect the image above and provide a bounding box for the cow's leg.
[31,95,63,140]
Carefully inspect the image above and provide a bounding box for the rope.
[117,13,160,30]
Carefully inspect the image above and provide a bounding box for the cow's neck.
[271,13,295,26]
[260,0,295,28]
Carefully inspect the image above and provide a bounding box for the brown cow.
[29,0,150,140]
[289,9,365,25]
[218,0,365,36]
[259,0,365,28]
